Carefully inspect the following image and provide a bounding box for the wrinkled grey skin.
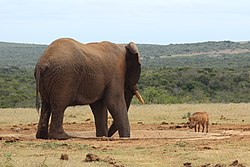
[35,38,142,140]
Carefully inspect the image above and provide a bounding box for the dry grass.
[1,103,249,125]
[0,104,250,167]
[128,103,250,124]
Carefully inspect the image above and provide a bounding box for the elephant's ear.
[126,42,141,64]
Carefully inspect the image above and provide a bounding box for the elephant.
[34,38,144,140]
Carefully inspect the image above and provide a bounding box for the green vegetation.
[139,67,250,103]
[1,41,250,107]
[0,67,35,108]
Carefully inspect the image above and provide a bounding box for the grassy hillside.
[1,40,250,107]
[1,41,250,69]
[138,41,250,68]
[0,42,47,69]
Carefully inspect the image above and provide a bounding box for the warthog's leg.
[202,124,205,132]
[198,124,201,132]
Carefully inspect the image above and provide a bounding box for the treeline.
[0,42,46,68]
[1,66,250,108]
[0,67,35,108]
[2,41,250,69]
[1,40,250,108]
[139,67,250,104]
[138,40,250,59]
[142,52,250,68]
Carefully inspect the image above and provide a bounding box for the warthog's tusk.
[134,90,145,104]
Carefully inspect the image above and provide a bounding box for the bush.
[141,86,180,104]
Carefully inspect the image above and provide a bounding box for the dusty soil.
[1,122,250,142]
[1,122,250,167]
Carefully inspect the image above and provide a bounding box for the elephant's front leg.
[106,93,130,138]
[36,102,51,139]
[108,90,134,137]
[49,106,69,140]
[108,121,117,137]
[90,100,108,137]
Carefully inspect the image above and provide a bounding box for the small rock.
[5,137,20,143]
[214,164,226,167]
[85,153,100,162]
[175,125,182,128]
[11,127,21,133]
[103,156,116,165]
[229,160,238,166]
[183,162,192,167]
[60,154,69,160]
[199,146,212,150]
[200,163,211,167]
[229,160,245,167]
[137,121,144,125]
[92,145,101,149]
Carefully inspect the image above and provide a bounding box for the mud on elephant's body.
[35,38,144,140]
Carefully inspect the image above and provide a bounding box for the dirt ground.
[1,121,250,141]
[1,122,250,166]
[1,104,250,166]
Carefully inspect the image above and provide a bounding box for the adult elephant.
[35,38,144,140]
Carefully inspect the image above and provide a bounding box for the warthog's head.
[187,118,197,129]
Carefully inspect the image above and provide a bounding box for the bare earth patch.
[1,104,250,166]
[1,122,250,141]
[1,123,250,167]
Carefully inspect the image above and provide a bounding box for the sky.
[1,0,250,45]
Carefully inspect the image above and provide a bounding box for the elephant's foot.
[49,131,70,140]
[36,129,49,139]
[96,132,108,137]
[118,128,130,138]
[119,134,130,138]
[96,128,108,137]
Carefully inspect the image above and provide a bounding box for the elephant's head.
[125,42,144,109]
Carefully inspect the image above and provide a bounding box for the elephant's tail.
[35,66,41,112]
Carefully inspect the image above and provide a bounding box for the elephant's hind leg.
[90,99,108,137]
[36,102,51,139]
[49,105,69,140]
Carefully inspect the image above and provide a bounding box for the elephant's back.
[40,38,125,60]
[36,38,126,77]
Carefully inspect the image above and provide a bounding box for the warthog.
[188,112,209,133]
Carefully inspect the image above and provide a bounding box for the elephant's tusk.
[134,90,145,104]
